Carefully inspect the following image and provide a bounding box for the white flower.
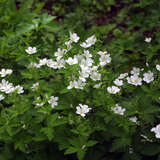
[28,62,40,68]
[130,67,140,75]
[66,57,78,65]
[25,46,37,54]
[80,42,90,48]
[79,74,88,82]
[143,71,154,83]
[118,73,128,79]
[31,82,39,90]
[74,54,84,62]
[80,59,93,71]
[76,104,91,117]
[80,35,96,48]
[14,85,24,94]
[113,79,123,86]
[91,66,99,72]
[0,69,12,77]
[65,40,72,50]
[90,72,101,81]
[33,97,44,107]
[97,51,108,56]
[151,124,160,138]
[69,32,80,43]
[84,50,92,58]
[156,64,160,71]
[54,48,67,59]
[39,58,48,66]
[67,81,76,89]
[129,116,137,123]
[145,37,152,43]
[99,54,111,66]
[48,96,58,108]
[111,104,126,115]
[74,80,86,89]
[67,80,86,90]
[79,70,90,79]
[86,35,97,45]
[93,82,103,88]
[127,75,142,86]
[0,79,15,94]
[36,102,44,107]
[0,94,4,101]
[107,86,120,94]
[47,59,58,69]
[56,59,65,69]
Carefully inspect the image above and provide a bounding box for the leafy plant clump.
[1,30,160,160]
[1,0,160,160]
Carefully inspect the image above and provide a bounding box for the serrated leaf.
[40,13,56,25]
[41,127,54,141]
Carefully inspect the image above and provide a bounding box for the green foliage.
[0,0,160,160]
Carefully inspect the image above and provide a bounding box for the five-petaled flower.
[48,96,59,108]
[76,104,91,117]
[25,46,37,54]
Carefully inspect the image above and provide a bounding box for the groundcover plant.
[1,0,160,160]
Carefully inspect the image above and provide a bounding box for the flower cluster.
[0,68,24,95]
[107,73,128,94]
[0,79,24,94]
[0,69,12,77]
[80,35,96,48]
[127,67,142,86]
[107,66,155,95]
[97,51,111,66]
[28,33,111,90]
[19,32,160,140]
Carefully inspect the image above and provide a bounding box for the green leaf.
[111,137,131,151]
[14,141,26,152]
[64,147,78,154]
[46,113,59,127]
[16,22,36,35]
[141,144,160,156]
[40,13,56,25]
[86,140,97,147]
[77,150,86,160]
[41,127,54,141]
